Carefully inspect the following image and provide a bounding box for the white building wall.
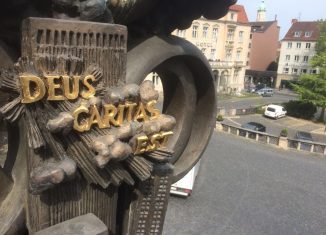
[277,40,317,87]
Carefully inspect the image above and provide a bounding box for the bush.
[216,114,224,122]
[255,106,266,114]
[280,128,288,137]
[283,100,317,120]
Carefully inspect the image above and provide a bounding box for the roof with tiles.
[229,5,249,24]
[283,21,319,41]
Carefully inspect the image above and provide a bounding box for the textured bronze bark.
[21,17,127,233]
[0,0,235,234]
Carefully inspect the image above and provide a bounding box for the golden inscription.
[134,131,173,155]
[20,75,46,104]
[19,75,96,102]
[73,101,163,132]
[19,74,175,154]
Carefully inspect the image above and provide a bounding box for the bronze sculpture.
[0,0,235,234]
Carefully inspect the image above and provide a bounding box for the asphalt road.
[163,131,326,235]
[223,114,326,143]
[218,93,298,110]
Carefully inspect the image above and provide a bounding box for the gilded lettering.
[20,75,46,104]
[73,105,90,132]
[134,102,149,122]
[146,100,161,119]
[63,75,80,100]
[81,75,96,99]
[47,75,65,101]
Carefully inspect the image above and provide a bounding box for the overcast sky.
[236,0,325,39]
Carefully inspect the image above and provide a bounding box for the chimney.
[291,19,298,24]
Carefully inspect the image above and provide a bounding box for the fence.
[217,107,257,117]
[217,122,326,155]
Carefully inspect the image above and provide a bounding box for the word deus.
[20,74,96,103]
[73,101,160,132]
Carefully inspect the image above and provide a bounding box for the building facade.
[276,20,319,88]
[173,5,251,93]
[243,0,280,89]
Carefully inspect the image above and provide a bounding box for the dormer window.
[294,31,301,37]
[305,31,312,37]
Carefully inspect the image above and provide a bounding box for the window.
[311,69,317,74]
[176,29,185,38]
[294,31,301,37]
[296,43,301,49]
[239,31,244,42]
[287,42,292,49]
[212,28,219,41]
[248,43,251,48]
[247,52,250,58]
[202,26,208,38]
[305,31,312,37]
[226,49,232,61]
[294,55,299,62]
[303,56,309,62]
[152,73,160,85]
[227,28,235,41]
[283,67,289,74]
[250,34,253,39]
[236,50,241,61]
[192,25,198,38]
[210,49,216,60]
[285,55,290,61]
[233,70,239,83]
[292,68,298,74]
[230,13,235,20]
[301,69,307,74]
[306,43,311,49]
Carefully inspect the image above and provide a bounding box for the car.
[256,88,274,97]
[241,122,266,132]
[264,104,287,119]
[295,131,313,142]
[294,131,314,151]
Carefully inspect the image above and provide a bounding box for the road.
[223,114,326,143]
[163,132,326,235]
[218,92,298,110]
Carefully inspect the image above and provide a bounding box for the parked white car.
[264,104,287,119]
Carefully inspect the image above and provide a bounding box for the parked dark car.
[295,131,313,142]
[241,122,266,132]
[294,131,314,151]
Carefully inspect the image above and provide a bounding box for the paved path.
[163,132,326,235]
[223,114,326,143]
[218,93,297,110]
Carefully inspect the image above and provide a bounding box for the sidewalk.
[274,89,299,97]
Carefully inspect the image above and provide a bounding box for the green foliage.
[283,100,317,120]
[280,128,288,137]
[255,106,265,114]
[216,114,224,122]
[291,20,326,121]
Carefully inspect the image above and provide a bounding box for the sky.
[237,0,325,39]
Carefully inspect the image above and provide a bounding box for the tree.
[292,20,326,121]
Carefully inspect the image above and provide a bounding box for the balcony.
[210,60,234,69]
[235,61,244,68]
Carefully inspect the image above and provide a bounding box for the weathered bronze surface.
[0,0,235,234]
